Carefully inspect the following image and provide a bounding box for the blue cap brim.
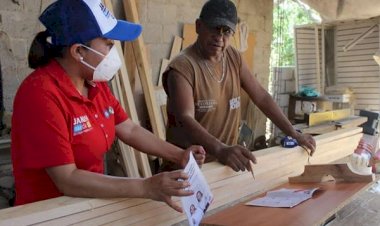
[103,20,142,41]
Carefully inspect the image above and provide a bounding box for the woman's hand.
[180,145,206,168]
[143,170,193,212]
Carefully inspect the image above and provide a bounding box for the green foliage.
[271,0,319,66]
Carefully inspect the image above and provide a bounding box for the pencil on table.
[242,142,255,180]
[249,160,255,180]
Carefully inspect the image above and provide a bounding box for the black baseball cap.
[199,0,238,32]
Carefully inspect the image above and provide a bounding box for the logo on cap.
[99,2,114,19]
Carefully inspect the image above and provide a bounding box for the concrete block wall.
[0,0,273,207]
[136,0,205,85]
[0,0,54,113]
[0,0,54,209]
[0,0,272,131]
[236,0,273,138]
[272,66,296,137]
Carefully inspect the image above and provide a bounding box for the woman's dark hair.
[28,31,67,69]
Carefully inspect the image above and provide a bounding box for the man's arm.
[166,70,256,171]
[239,60,316,155]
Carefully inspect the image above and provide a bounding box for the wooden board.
[201,181,372,226]
[157,59,169,87]
[182,23,197,49]
[294,116,367,134]
[104,0,151,178]
[306,109,351,126]
[123,0,166,141]
[0,128,363,226]
[169,36,183,60]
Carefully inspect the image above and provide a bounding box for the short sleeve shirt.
[11,60,128,205]
[163,45,242,161]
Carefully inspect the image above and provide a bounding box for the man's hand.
[143,170,193,212]
[216,145,257,172]
[179,145,206,168]
[294,133,316,156]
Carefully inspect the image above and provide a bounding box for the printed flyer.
[181,154,213,226]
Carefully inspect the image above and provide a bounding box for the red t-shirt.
[11,60,128,205]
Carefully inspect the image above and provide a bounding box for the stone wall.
[0,0,54,113]
[272,66,296,138]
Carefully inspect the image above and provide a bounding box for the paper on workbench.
[181,153,213,226]
[246,187,319,208]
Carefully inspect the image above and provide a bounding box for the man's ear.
[195,19,201,34]
[69,44,83,62]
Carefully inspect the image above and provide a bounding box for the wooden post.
[314,25,321,93]
[104,0,152,177]
[122,0,166,140]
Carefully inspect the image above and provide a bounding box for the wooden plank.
[336,77,379,83]
[337,54,375,62]
[182,23,197,49]
[336,21,378,31]
[0,197,131,226]
[336,37,379,47]
[122,0,166,142]
[337,25,378,37]
[289,164,374,183]
[336,49,378,56]
[154,86,168,129]
[36,199,149,226]
[335,82,380,88]
[351,88,380,94]
[157,59,169,86]
[351,99,380,105]
[336,71,380,78]
[0,128,363,226]
[337,60,378,67]
[123,41,137,90]
[336,66,379,73]
[104,0,151,177]
[297,49,318,54]
[335,116,367,129]
[306,109,351,126]
[169,36,183,60]
[201,182,372,226]
[341,42,379,51]
[109,75,139,177]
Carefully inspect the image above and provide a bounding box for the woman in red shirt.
[11,0,205,213]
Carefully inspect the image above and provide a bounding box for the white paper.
[246,187,319,208]
[181,154,213,226]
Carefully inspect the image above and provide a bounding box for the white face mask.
[80,44,121,82]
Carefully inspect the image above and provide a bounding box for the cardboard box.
[326,94,350,103]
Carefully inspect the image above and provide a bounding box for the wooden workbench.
[201,164,375,226]
[0,127,364,226]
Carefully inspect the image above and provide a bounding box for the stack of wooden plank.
[0,127,364,226]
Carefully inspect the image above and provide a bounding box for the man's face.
[196,20,235,56]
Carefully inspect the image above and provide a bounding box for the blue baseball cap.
[39,0,142,46]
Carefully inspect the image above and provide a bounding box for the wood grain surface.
[201,181,372,226]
